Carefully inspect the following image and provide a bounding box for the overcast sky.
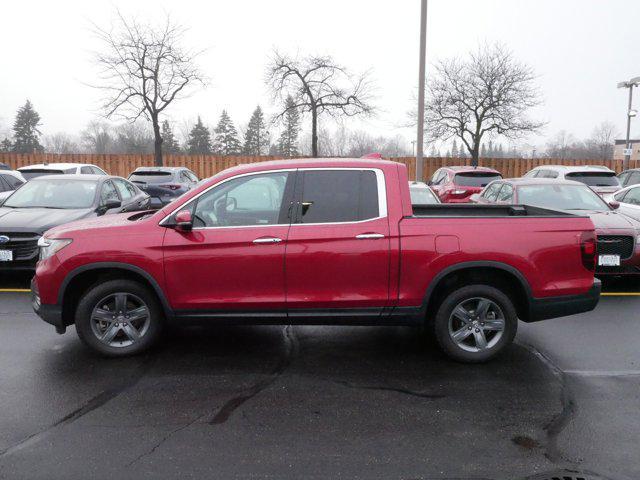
[1,0,639,152]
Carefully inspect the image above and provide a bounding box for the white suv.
[18,163,107,180]
[523,165,621,196]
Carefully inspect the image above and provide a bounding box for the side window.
[192,172,290,228]
[4,175,24,189]
[614,190,628,202]
[497,183,514,202]
[430,170,441,184]
[100,180,120,205]
[296,170,379,224]
[180,171,194,183]
[546,170,559,179]
[113,179,133,201]
[0,176,10,192]
[80,166,93,174]
[628,172,640,186]
[622,187,640,206]
[91,166,107,175]
[482,183,501,201]
[186,171,199,182]
[124,180,138,197]
[524,170,538,178]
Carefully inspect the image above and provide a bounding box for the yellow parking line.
[601,292,640,296]
[0,289,31,293]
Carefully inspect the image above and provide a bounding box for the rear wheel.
[432,285,517,363]
[75,279,163,357]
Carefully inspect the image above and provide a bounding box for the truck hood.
[0,207,94,234]
[567,210,640,230]
[45,211,155,238]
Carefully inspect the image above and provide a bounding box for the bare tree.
[589,121,618,160]
[81,120,113,154]
[43,133,78,154]
[416,43,545,166]
[266,50,375,157]
[92,11,206,165]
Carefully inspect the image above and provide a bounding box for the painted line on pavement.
[601,292,640,296]
[0,289,31,293]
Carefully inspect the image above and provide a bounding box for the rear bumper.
[31,278,65,333]
[527,279,601,322]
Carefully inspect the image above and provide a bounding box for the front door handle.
[355,233,385,240]
[253,237,283,244]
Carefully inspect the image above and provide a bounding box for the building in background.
[614,139,640,161]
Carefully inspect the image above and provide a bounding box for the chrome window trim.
[159,167,388,229]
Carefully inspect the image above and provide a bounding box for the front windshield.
[517,184,609,211]
[565,171,620,187]
[4,179,98,209]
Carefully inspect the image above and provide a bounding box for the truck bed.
[411,203,576,217]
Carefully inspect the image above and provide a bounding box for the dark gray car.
[128,167,199,207]
[0,175,150,271]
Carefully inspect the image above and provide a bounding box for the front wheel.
[75,279,164,357]
[432,285,518,363]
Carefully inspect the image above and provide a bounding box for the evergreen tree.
[487,140,495,157]
[213,110,242,155]
[12,100,43,153]
[277,96,300,157]
[497,144,504,158]
[243,106,270,155]
[187,116,213,154]
[480,143,487,158]
[0,138,12,152]
[161,120,181,154]
[451,139,459,157]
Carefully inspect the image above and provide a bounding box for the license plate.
[598,254,620,266]
[0,250,13,262]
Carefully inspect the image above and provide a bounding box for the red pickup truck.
[32,159,600,362]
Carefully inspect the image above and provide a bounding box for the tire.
[432,284,517,363]
[75,279,164,357]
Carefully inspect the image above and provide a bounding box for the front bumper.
[31,278,65,333]
[527,279,601,322]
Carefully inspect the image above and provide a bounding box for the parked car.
[0,162,11,171]
[0,175,149,271]
[18,163,108,180]
[428,166,502,203]
[33,159,599,363]
[523,165,621,196]
[617,168,640,188]
[409,181,440,205]
[470,177,640,276]
[0,170,26,204]
[128,167,199,207]
[607,183,640,222]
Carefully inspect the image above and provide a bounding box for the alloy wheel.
[447,296,506,352]
[90,292,151,348]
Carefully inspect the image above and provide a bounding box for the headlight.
[38,237,72,261]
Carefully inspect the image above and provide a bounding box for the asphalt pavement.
[0,280,638,480]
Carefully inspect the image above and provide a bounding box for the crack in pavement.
[333,380,446,400]
[209,325,298,425]
[0,356,154,458]
[517,341,578,467]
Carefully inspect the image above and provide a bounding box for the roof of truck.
[215,158,401,175]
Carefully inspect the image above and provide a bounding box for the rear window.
[129,171,174,184]
[565,172,620,187]
[19,168,73,180]
[454,173,502,187]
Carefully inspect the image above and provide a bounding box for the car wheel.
[75,279,163,357]
[432,285,517,363]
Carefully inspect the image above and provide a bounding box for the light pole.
[617,76,640,170]
[416,0,428,181]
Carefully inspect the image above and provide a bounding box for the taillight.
[580,231,597,271]
[159,184,181,190]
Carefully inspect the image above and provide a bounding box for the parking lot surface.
[0,281,638,480]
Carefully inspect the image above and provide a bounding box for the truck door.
[285,168,391,313]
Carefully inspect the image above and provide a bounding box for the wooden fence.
[1,153,637,181]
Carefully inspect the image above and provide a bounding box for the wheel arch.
[423,261,532,323]
[58,262,173,326]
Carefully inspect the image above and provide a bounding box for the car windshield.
[517,184,609,211]
[565,171,620,187]
[454,173,502,187]
[129,171,173,184]
[410,185,439,204]
[19,168,74,180]
[3,179,98,209]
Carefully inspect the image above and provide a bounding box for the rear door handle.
[355,233,385,240]
[253,237,283,244]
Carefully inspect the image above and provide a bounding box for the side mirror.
[174,209,193,232]
[469,193,480,203]
[427,180,433,186]
[608,200,620,210]
[97,199,121,215]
